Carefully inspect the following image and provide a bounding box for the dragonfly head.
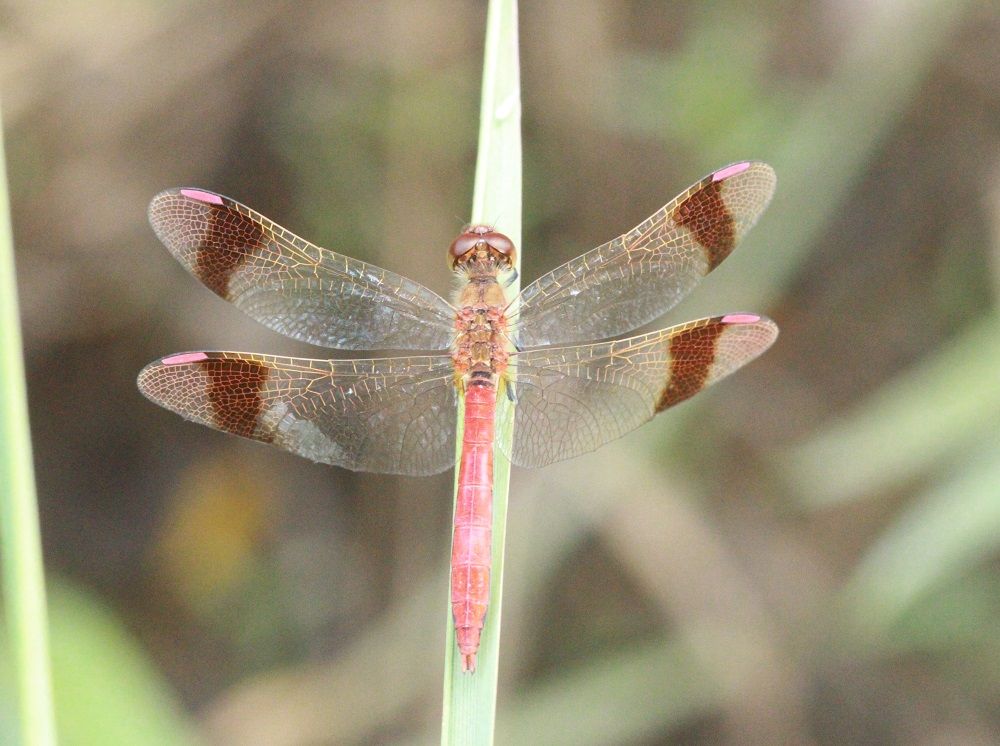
[449,225,517,270]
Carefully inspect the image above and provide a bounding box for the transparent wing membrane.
[138,351,458,475]
[148,189,456,350]
[141,164,779,475]
[512,162,776,347]
[504,315,778,467]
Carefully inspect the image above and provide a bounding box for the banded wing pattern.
[148,189,456,350]
[141,162,778,675]
[137,352,458,476]
[137,316,776,476]
[505,314,778,468]
[512,162,776,347]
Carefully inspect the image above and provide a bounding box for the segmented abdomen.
[451,379,495,673]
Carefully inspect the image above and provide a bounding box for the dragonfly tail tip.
[461,653,477,673]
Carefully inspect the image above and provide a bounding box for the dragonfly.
[138,161,778,672]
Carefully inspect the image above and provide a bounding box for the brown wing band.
[200,358,272,441]
[655,321,726,411]
[193,203,265,298]
[672,180,736,270]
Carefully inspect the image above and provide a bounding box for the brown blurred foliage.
[3,1,1000,744]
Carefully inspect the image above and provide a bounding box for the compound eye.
[483,231,514,256]
[449,233,481,261]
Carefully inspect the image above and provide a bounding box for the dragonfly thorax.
[452,303,510,382]
[141,162,779,673]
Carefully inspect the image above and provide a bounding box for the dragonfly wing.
[512,162,776,347]
[505,314,778,468]
[148,189,456,350]
[137,352,458,476]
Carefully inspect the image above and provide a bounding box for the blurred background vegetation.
[2,1,999,744]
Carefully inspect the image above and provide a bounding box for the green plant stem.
[441,1,521,744]
[0,105,58,745]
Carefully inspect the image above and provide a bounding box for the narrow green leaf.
[782,314,1000,506]
[40,581,199,746]
[840,433,1000,638]
[441,1,521,744]
[498,640,717,746]
[0,104,58,745]
[711,0,976,315]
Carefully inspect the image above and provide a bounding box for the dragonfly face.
[138,161,779,671]
[448,224,517,269]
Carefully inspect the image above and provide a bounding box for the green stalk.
[0,105,58,744]
[441,1,521,743]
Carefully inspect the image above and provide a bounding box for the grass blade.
[441,1,521,743]
[0,105,58,744]
[840,432,1000,638]
[782,313,1000,506]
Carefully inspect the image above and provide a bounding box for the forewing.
[512,162,776,347]
[137,351,458,476]
[506,314,778,468]
[148,189,456,350]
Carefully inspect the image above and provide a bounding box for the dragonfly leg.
[505,380,517,403]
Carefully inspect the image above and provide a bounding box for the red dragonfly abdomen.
[451,378,495,673]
